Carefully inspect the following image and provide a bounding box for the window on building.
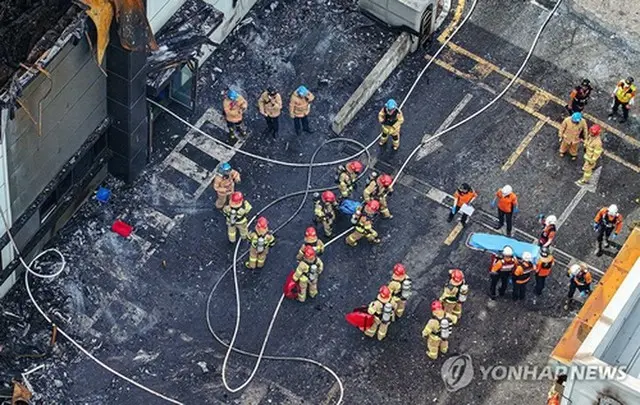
[169,59,198,111]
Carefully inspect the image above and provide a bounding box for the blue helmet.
[227,90,238,101]
[219,162,232,174]
[571,112,583,123]
[296,86,308,96]
[385,99,398,110]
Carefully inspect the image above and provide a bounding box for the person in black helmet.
[609,77,636,123]
[448,183,477,226]
[565,79,592,114]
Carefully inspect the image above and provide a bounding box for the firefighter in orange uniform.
[422,300,453,360]
[296,227,325,260]
[346,200,381,246]
[336,161,364,199]
[533,246,554,303]
[565,263,592,310]
[363,173,393,219]
[292,246,324,303]
[578,124,604,185]
[258,87,282,138]
[558,112,587,160]
[364,285,396,340]
[245,217,276,269]
[491,185,518,237]
[223,89,248,141]
[593,204,623,256]
[538,215,557,247]
[490,246,518,299]
[378,99,405,150]
[289,86,315,136]
[440,269,469,324]
[512,252,534,301]
[314,191,338,237]
[448,183,477,226]
[222,192,252,243]
[212,162,241,209]
[388,263,411,319]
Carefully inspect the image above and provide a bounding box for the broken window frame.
[169,58,198,111]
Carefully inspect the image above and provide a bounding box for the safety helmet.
[377,174,393,188]
[589,125,601,136]
[227,89,239,101]
[501,185,513,196]
[296,85,309,96]
[581,78,591,86]
[449,269,465,285]
[545,215,557,226]
[540,246,550,257]
[230,191,244,206]
[219,162,232,174]
[431,300,444,312]
[568,263,582,277]
[458,183,471,193]
[256,216,268,230]
[305,227,317,239]
[378,285,391,300]
[571,112,583,123]
[347,161,364,173]
[365,200,380,213]
[267,86,277,95]
[522,252,533,262]
[321,190,336,203]
[608,204,618,216]
[303,245,316,260]
[385,99,398,110]
[626,77,635,85]
[393,263,406,277]
[503,246,514,256]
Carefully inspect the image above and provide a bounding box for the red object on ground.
[283,270,299,299]
[112,219,133,237]
[345,306,375,331]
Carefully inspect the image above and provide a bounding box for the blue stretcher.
[466,233,540,263]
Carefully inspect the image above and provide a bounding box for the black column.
[106,27,149,184]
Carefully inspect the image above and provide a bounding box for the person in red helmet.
[422,300,453,360]
[578,124,604,185]
[245,217,276,269]
[336,161,364,198]
[346,200,381,246]
[292,245,324,302]
[363,173,394,218]
[364,285,397,340]
[388,263,411,318]
[223,192,252,243]
[314,190,338,237]
[296,227,325,260]
[440,269,469,324]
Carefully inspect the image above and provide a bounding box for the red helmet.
[377,174,393,188]
[378,285,391,299]
[393,263,406,277]
[303,245,316,260]
[347,161,364,173]
[449,269,464,285]
[230,192,244,205]
[365,200,380,213]
[431,300,444,312]
[321,190,336,203]
[256,217,268,230]
[589,124,601,136]
[305,227,317,238]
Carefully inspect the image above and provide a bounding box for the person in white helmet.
[512,252,534,301]
[564,263,592,310]
[538,215,557,247]
[491,185,519,237]
[489,246,518,299]
[593,205,623,256]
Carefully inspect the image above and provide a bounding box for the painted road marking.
[416,93,474,160]
[471,62,493,79]
[526,91,549,110]
[501,119,546,171]
[438,0,465,42]
[557,167,602,229]
[166,152,212,184]
[444,222,464,245]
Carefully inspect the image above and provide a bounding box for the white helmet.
[568,263,582,277]
[608,204,618,216]
[522,252,533,262]
[545,215,557,225]
[501,185,513,196]
[503,246,514,256]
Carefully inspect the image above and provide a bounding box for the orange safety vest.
[536,256,554,277]
[594,207,623,234]
[513,263,533,284]
[495,190,518,213]
[491,258,518,273]
[539,224,556,246]
[454,189,478,207]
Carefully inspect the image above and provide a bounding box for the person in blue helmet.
[223,89,248,142]
[378,99,404,150]
[212,162,241,209]
[289,85,315,136]
[558,111,587,160]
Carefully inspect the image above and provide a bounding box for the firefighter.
[222,192,252,243]
[314,191,338,237]
[289,85,315,136]
[593,205,623,256]
[577,124,604,185]
[336,161,364,199]
[223,89,248,142]
[296,227,325,260]
[512,252,534,301]
[448,183,477,226]
[258,87,282,138]
[245,217,276,269]
[491,185,518,237]
[346,200,381,246]
[558,112,587,160]
[378,99,405,150]
[363,173,393,219]
[388,263,411,319]
[440,269,469,324]
[565,79,592,114]
[538,215,557,247]
[609,77,636,123]
[364,285,396,340]
[292,245,324,303]
[533,246,554,302]
[564,263,592,310]
[421,300,453,360]
[489,246,518,299]
[212,162,241,209]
